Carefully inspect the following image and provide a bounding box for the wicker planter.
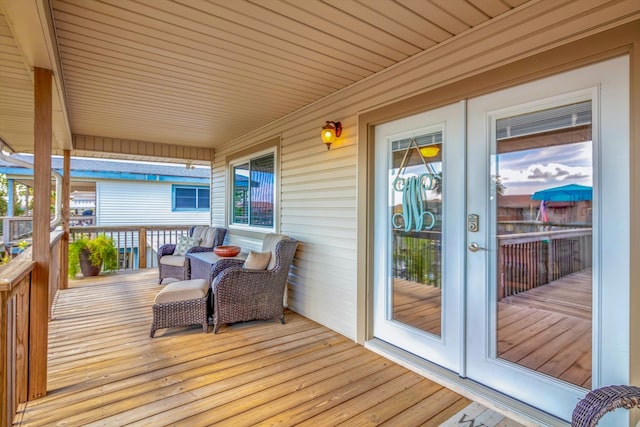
[79,248,102,277]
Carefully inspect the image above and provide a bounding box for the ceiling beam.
[72,134,214,165]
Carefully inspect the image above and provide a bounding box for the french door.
[372,56,629,422]
[373,101,466,372]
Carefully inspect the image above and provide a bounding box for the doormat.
[439,402,525,427]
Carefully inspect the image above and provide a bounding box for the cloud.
[526,165,575,181]
[498,141,593,195]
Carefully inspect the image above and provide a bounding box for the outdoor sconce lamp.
[321,121,342,150]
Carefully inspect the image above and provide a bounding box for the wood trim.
[356,122,375,345]
[29,66,52,400]
[72,134,215,164]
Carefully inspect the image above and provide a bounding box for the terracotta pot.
[79,248,102,277]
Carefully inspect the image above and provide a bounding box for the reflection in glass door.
[373,102,465,372]
[390,134,443,336]
[494,101,593,388]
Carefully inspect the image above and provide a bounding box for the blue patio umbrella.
[531,184,592,202]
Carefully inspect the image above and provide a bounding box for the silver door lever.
[468,242,486,252]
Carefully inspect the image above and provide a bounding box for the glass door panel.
[390,133,443,336]
[494,101,593,388]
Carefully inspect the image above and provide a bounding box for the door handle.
[468,242,486,252]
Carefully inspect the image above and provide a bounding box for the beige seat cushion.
[155,279,209,304]
[159,255,186,266]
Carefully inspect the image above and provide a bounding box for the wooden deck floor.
[393,269,592,389]
[12,270,526,427]
[498,269,592,388]
[393,281,441,336]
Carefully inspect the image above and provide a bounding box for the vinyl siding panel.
[211,1,639,340]
[97,181,209,226]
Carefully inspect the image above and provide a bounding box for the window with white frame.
[230,151,275,228]
[173,185,210,211]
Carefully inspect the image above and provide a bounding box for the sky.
[496,141,592,196]
[388,139,592,205]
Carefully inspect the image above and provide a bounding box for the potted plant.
[69,234,118,278]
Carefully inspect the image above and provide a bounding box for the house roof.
[0,154,210,183]
[0,0,530,162]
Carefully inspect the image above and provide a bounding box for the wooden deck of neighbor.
[393,269,592,389]
[12,270,525,427]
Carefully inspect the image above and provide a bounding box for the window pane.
[197,188,210,209]
[250,154,274,227]
[175,187,196,209]
[233,163,249,224]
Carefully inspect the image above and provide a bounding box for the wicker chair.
[572,385,640,426]
[210,234,298,333]
[158,226,226,284]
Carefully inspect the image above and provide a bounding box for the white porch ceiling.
[1,0,529,159]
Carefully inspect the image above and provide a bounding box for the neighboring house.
[0,154,211,227]
[0,155,211,264]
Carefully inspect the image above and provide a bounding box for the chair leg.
[150,327,156,338]
[213,322,220,334]
[279,316,285,325]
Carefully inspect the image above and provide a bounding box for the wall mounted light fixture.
[321,121,342,150]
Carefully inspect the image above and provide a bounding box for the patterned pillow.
[173,235,201,256]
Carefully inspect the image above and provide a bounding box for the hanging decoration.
[391,138,438,232]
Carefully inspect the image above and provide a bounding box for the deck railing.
[0,216,95,255]
[393,227,592,298]
[393,230,442,287]
[497,228,592,298]
[0,232,63,427]
[69,225,195,271]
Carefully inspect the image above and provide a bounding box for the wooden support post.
[60,151,70,289]
[29,67,52,400]
[139,227,147,269]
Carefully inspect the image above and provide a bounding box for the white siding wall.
[211,1,637,340]
[97,181,209,226]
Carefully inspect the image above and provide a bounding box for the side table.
[187,251,247,283]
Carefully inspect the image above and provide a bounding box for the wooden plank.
[387,390,470,426]
[29,67,52,400]
[12,270,503,427]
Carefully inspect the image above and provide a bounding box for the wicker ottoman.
[150,279,210,337]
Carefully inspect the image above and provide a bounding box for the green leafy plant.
[68,234,118,278]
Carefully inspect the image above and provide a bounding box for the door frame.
[357,26,638,425]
